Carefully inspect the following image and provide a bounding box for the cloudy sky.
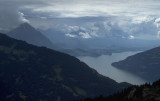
[1,0,160,39]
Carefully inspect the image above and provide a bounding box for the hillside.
[82,80,160,101]
[0,33,130,101]
[112,47,160,82]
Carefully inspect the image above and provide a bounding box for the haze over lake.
[78,51,147,85]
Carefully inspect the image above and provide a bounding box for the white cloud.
[67,26,79,32]
[79,32,91,39]
[65,33,77,38]
[90,31,99,37]
[129,35,135,39]
[132,16,154,24]
[19,12,30,23]
[154,18,160,28]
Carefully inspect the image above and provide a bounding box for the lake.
[78,51,147,85]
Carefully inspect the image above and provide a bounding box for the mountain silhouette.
[0,33,130,101]
[83,80,160,101]
[7,23,56,49]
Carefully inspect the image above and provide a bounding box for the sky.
[1,0,160,39]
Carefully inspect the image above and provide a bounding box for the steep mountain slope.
[0,33,130,101]
[7,23,56,49]
[83,80,160,101]
[112,47,160,82]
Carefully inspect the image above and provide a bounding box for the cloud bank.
[1,0,160,39]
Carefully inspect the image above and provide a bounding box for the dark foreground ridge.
[0,33,130,101]
[82,79,160,101]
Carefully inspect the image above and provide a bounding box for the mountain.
[112,46,160,82]
[7,23,56,49]
[0,33,130,101]
[82,79,160,101]
[6,23,160,57]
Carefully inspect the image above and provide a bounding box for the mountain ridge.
[7,23,56,49]
[0,33,130,101]
[82,79,160,101]
[112,46,160,82]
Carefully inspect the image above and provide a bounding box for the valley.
[78,51,146,85]
[1,0,160,100]
[0,33,130,101]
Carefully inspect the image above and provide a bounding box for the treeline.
[76,80,160,101]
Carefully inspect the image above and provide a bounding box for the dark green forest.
[0,33,129,101]
[81,80,160,101]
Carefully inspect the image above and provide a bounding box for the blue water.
[78,51,146,85]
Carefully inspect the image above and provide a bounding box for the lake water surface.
[78,51,146,85]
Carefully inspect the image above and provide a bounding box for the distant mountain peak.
[13,23,36,32]
[19,22,31,26]
[6,23,55,49]
[18,23,33,29]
